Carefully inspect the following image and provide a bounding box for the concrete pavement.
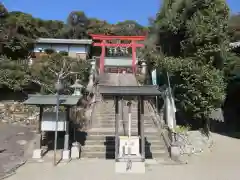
[0,123,34,178]
[5,133,240,180]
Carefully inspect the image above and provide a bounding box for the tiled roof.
[99,85,161,96]
[36,38,92,45]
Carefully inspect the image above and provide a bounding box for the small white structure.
[71,142,81,159]
[32,149,43,159]
[115,101,145,174]
[119,136,140,157]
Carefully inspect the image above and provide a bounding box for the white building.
[33,38,92,60]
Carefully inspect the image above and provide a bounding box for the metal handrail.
[88,82,99,129]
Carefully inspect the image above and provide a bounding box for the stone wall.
[175,130,213,163]
[0,101,39,126]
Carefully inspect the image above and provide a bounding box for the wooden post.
[35,106,43,150]
[137,97,141,137]
[38,106,43,134]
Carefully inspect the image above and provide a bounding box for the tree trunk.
[203,117,210,137]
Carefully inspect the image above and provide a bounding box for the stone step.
[88,132,139,136]
[86,135,162,141]
[88,128,158,134]
[98,124,153,128]
[95,111,152,114]
[84,139,163,145]
[94,115,155,120]
[95,111,150,115]
[87,131,158,136]
[82,144,166,152]
[95,114,145,118]
[81,150,168,159]
[99,121,154,125]
[95,118,153,122]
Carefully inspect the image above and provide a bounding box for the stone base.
[170,145,180,161]
[32,149,42,159]
[62,150,70,160]
[71,142,80,159]
[115,161,145,174]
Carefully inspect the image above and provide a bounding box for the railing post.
[115,96,119,161]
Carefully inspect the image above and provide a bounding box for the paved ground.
[4,133,240,180]
[0,123,35,178]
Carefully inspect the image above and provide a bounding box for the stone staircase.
[80,73,170,161]
[81,99,170,160]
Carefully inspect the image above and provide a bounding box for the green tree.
[229,14,240,42]
[87,18,113,35]
[112,20,147,36]
[0,56,30,90]
[0,3,9,54]
[2,11,42,59]
[145,0,230,133]
[63,11,90,39]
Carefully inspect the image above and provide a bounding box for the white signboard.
[151,69,157,85]
[119,136,140,157]
[41,112,67,131]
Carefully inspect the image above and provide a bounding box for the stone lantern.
[141,61,147,74]
[90,60,96,73]
[87,60,96,92]
[70,79,84,159]
[70,79,83,96]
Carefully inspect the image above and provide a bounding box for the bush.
[158,56,226,119]
[44,48,55,55]
[59,51,68,56]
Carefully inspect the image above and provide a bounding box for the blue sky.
[2,0,240,25]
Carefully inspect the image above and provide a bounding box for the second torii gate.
[90,34,146,74]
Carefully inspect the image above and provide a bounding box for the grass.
[174,125,191,134]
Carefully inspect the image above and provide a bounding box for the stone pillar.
[115,96,119,161]
[87,74,94,92]
[87,61,96,92]
[140,96,145,161]
[141,62,147,74]
[32,106,43,159]
[63,107,70,160]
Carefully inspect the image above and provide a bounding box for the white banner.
[151,69,157,85]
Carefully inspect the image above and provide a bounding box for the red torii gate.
[90,34,146,74]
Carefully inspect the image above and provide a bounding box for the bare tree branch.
[61,71,79,79]
[28,78,54,93]
[49,67,58,77]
